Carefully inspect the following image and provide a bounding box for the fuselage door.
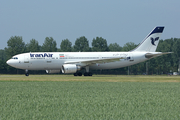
[24,55,29,63]
[44,56,52,69]
[128,53,134,62]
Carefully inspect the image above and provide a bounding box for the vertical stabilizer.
[132,27,164,52]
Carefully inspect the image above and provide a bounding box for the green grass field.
[0,75,180,119]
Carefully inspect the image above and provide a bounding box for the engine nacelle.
[62,64,81,73]
[46,70,61,74]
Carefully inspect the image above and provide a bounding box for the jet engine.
[62,64,81,73]
[46,70,61,74]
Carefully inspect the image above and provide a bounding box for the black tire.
[74,73,78,76]
[84,72,88,76]
[25,73,29,76]
[78,72,82,76]
[88,72,92,76]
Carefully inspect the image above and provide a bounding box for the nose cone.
[6,59,10,65]
[6,59,17,67]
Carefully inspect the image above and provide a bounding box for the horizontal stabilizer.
[145,52,172,59]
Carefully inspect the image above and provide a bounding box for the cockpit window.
[11,57,18,59]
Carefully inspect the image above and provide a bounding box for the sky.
[1,0,180,49]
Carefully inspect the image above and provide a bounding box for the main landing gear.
[84,66,92,76]
[25,69,29,76]
[74,66,92,76]
[84,72,92,76]
[73,72,93,76]
[73,72,82,76]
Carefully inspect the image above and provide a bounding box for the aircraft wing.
[64,57,125,65]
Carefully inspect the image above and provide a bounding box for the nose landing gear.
[25,69,29,76]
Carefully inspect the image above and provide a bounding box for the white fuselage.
[7,52,150,71]
[6,26,166,75]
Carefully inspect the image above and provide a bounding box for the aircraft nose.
[6,59,10,65]
[6,59,17,67]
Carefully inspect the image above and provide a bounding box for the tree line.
[0,36,180,75]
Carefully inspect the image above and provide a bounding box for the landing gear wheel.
[25,73,29,76]
[74,72,82,76]
[84,72,88,76]
[84,72,92,76]
[74,73,78,76]
[88,72,92,76]
[78,72,82,76]
[25,69,29,76]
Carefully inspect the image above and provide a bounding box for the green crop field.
[0,75,180,119]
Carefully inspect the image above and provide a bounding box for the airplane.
[6,26,171,76]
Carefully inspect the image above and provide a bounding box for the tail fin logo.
[151,37,159,46]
